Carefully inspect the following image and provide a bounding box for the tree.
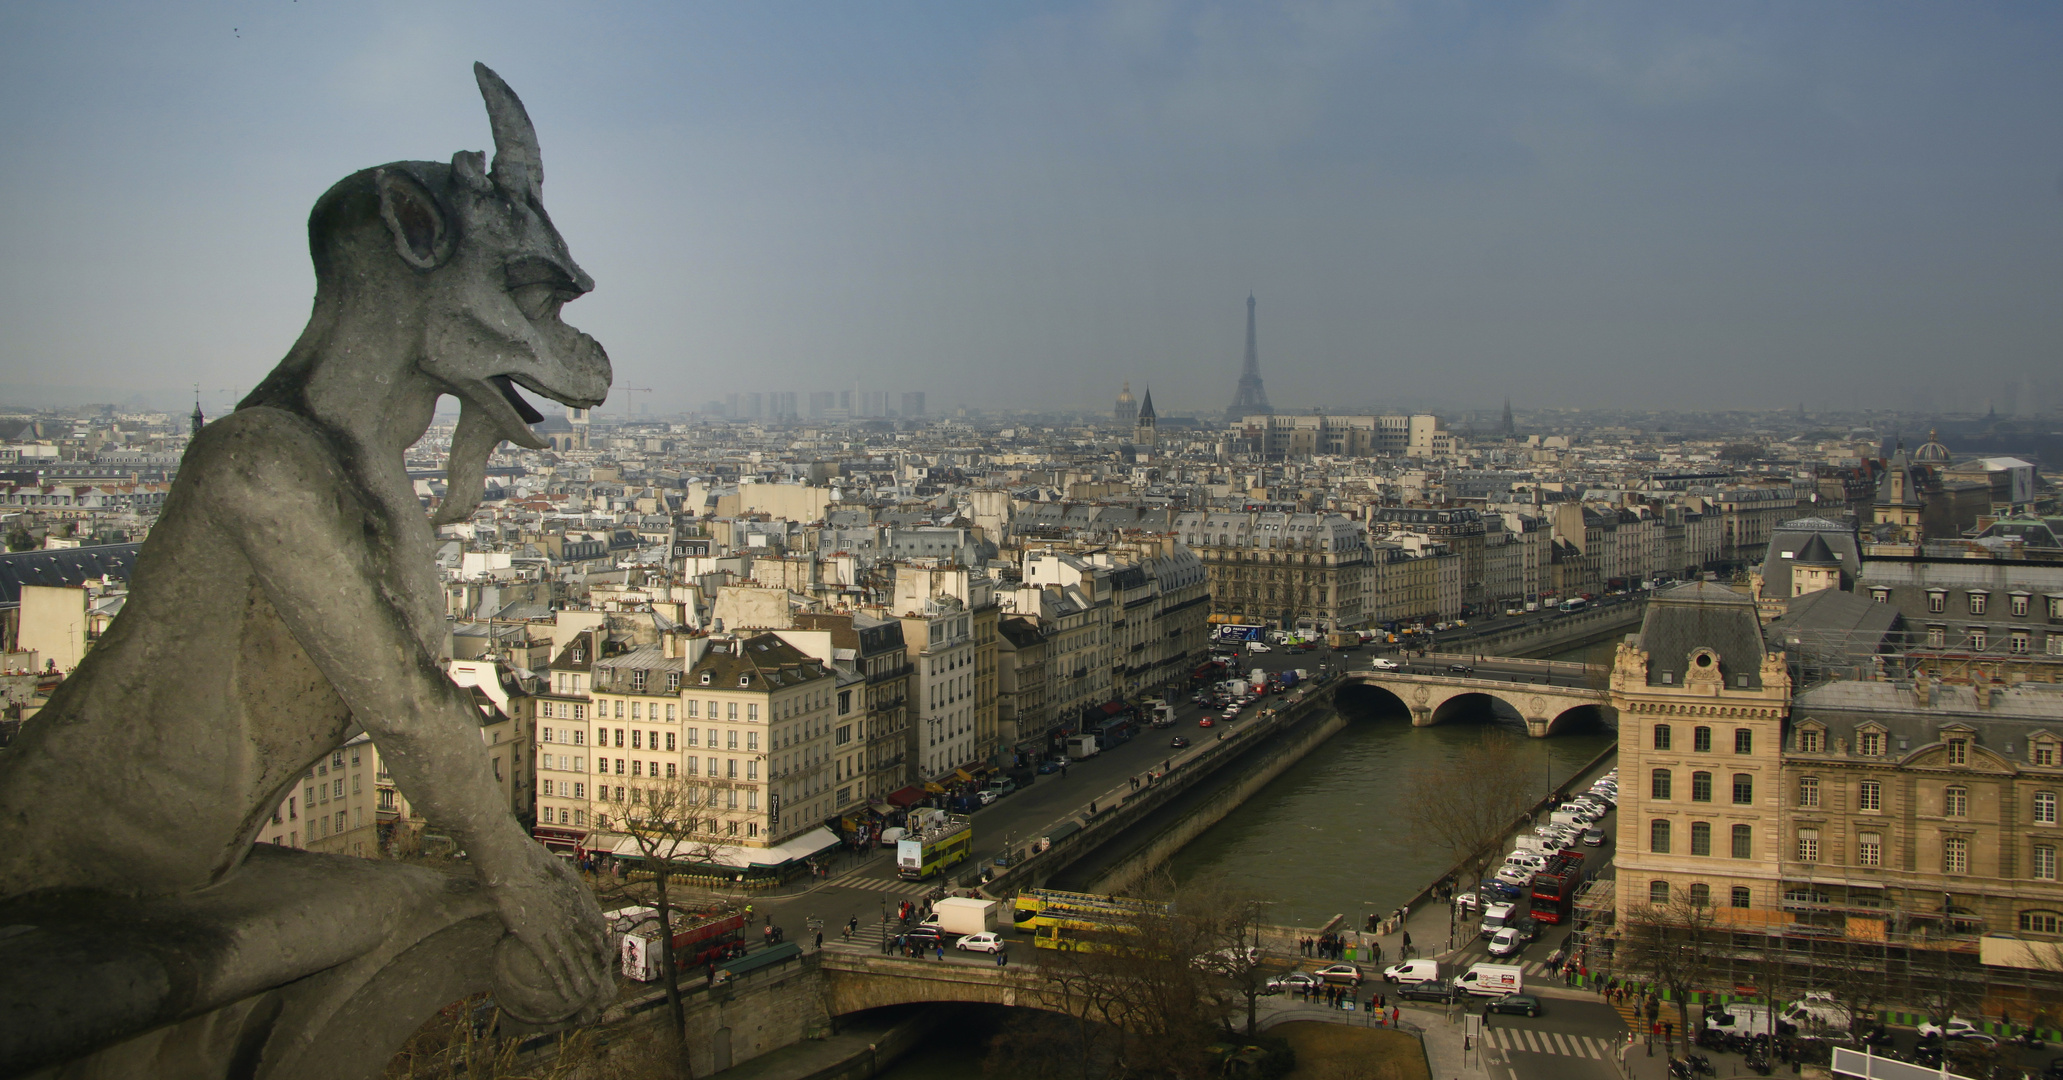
[1399,730,1539,893]
[5,524,34,552]
[594,773,748,1074]
[1015,872,1239,1080]
[1618,891,1722,1040]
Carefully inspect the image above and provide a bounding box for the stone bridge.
[1341,655,1611,737]
[817,949,1076,1017]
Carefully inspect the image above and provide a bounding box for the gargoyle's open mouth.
[489,375,546,425]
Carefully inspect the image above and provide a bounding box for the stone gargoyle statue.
[0,64,613,1080]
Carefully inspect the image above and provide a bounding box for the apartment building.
[260,733,413,858]
[895,598,977,781]
[790,610,912,804]
[1176,511,1372,632]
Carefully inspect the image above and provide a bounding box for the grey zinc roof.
[0,542,141,604]
[1637,581,1768,689]
[1757,517,1860,598]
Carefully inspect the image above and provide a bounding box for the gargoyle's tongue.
[488,375,545,424]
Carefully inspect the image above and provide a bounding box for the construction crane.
[619,386,652,421]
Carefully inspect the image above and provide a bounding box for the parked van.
[1705,1003,1789,1038]
[1505,852,1547,873]
[1064,734,1099,760]
[1455,963,1523,997]
[1513,835,1555,856]
[1779,993,1854,1034]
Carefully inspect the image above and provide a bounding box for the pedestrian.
[1089,800,1097,815]
[815,931,824,950]
[1389,1006,1398,1028]
[936,944,945,961]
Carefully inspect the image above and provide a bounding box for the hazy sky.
[3,2,2061,418]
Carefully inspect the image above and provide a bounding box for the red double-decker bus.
[1528,851,1587,925]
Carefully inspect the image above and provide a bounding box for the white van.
[1779,993,1853,1034]
[1513,835,1555,856]
[1705,1003,1786,1038]
[1478,903,1518,939]
[1455,963,1523,997]
[1505,852,1547,873]
[1382,959,1440,984]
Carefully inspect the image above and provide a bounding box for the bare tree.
[1618,892,1722,1040]
[593,774,747,1073]
[1399,730,1539,890]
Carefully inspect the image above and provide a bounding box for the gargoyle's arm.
[192,410,605,1007]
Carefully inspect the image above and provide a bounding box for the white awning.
[605,825,841,869]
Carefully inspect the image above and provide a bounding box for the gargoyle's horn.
[474,62,541,201]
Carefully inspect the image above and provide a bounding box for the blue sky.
[2,2,2060,417]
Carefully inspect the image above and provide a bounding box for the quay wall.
[1440,601,1645,659]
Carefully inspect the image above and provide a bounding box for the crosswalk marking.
[1485,1029,1609,1060]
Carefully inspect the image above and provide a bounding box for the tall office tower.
[902,392,926,418]
[1224,293,1272,422]
[741,392,765,419]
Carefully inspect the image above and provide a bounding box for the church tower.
[1134,386,1158,450]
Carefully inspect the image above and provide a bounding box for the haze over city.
[4,2,2063,417]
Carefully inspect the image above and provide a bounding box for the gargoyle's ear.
[375,168,453,270]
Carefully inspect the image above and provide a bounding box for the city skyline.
[4,4,2063,416]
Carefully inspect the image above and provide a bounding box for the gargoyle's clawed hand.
[486,843,611,1023]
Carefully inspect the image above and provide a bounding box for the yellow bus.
[1013,888,1168,950]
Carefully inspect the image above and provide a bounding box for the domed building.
[1114,382,1137,425]
[1912,428,1952,465]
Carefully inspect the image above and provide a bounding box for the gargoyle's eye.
[504,257,579,321]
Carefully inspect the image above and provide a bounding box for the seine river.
[1163,637,1620,927]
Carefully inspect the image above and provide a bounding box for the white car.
[976,789,999,806]
[1369,657,1401,670]
[954,932,1006,954]
[1247,642,1272,653]
[1917,1017,1981,1040]
[1487,928,1526,958]
[1494,865,1532,886]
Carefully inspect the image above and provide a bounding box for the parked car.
[985,778,1018,797]
[1037,760,1063,775]
[1484,994,1542,1018]
[1581,828,1607,847]
[1396,979,1459,1004]
[1479,879,1524,901]
[1170,736,1191,749]
[1493,865,1531,886]
[904,925,945,944]
[1314,963,1362,985]
[976,789,999,806]
[1370,657,1402,670]
[1918,1018,1985,1041]
[954,932,1005,954]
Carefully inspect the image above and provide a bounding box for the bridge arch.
[1540,702,1613,737]
[1341,671,1610,738]
[1426,691,1525,727]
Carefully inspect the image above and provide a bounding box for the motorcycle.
[1743,1050,1772,1076]
[1685,1052,1715,1077]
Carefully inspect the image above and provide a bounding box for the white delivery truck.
[1455,962,1523,997]
[933,896,999,936]
[1065,734,1100,760]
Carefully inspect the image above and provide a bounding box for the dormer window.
[1969,592,1988,616]
[571,647,585,664]
[699,671,712,686]
[739,674,752,687]
[1947,738,1968,766]
[1871,587,1890,604]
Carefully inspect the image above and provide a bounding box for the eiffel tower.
[1224,293,1272,422]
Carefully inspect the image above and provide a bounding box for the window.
[2013,594,2031,617]
[1970,628,1988,651]
[1797,828,1819,863]
[1734,728,1754,755]
[665,762,676,779]
[1943,836,1969,875]
[2037,846,2057,881]
[665,732,676,751]
[1799,730,1821,754]
[1690,821,1712,856]
[748,704,759,721]
[726,703,738,720]
[1693,726,1712,752]
[1651,768,1673,800]
[1859,780,1882,811]
[1858,832,1881,867]
[2021,911,2062,934]
[1926,626,1946,648]
[1947,739,1968,766]
[631,730,642,750]
[687,700,699,718]
[1688,883,1711,907]
[1653,724,1673,750]
[726,730,739,750]
[725,759,738,779]
[1650,819,1672,853]
[1730,887,1751,909]
[1871,588,1890,604]
[1691,772,1713,802]
[1928,591,1946,614]
[542,727,554,743]
[1798,777,1820,808]
[1860,731,1883,757]
[2039,744,2058,768]
[1944,786,1968,818]
[1733,773,1755,805]
[1731,824,1753,859]
[1970,593,1988,615]
[2037,792,2057,825]
[1649,881,1670,905]
[2012,630,2031,655]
